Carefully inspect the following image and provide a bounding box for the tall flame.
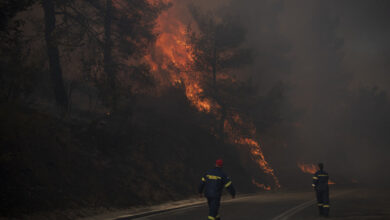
[146,0,279,189]
[252,178,271,191]
[146,0,212,112]
[235,137,280,188]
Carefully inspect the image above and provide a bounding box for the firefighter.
[312,163,330,217]
[199,159,235,220]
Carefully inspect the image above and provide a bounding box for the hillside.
[0,88,256,219]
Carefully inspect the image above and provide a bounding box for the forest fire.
[146,0,279,189]
[145,0,212,112]
[235,137,280,188]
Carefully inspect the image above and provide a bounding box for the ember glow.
[146,0,279,189]
[298,162,335,185]
[252,178,271,191]
[297,162,317,174]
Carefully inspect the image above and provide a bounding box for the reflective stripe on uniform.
[313,176,319,179]
[323,204,330,208]
[312,184,316,187]
[202,177,206,182]
[317,203,323,206]
[208,216,215,220]
[216,214,220,219]
[207,175,222,180]
[318,174,328,177]
[225,181,232,188]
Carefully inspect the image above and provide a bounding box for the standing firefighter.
[312,163,330,217]
[199,159,235,220]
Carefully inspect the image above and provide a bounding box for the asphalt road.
[114,188,390,220]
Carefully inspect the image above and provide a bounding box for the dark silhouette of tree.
[42,0,68,111]
[0,0,42,103]
[103,0,115,102]
[0,0,36,31]
[188,7,253,139]
[71,0,166,109]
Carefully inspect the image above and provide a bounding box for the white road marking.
[271,190,355,220]
[271,199,316,220]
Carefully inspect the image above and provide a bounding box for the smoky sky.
[186,0,390,184]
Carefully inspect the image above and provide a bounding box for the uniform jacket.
[198,167,236,198]
[312,170,329,191]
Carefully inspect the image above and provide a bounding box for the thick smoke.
[188,0,390,185]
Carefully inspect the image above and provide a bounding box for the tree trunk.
[104,0,115,91]
[212,42,217,90]
[42,0,68,111]
[211,40,224,140]
[219,103,227,141]
[103,0,117,108]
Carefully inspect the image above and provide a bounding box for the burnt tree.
[103,0,117,107]
[42,0,68,111]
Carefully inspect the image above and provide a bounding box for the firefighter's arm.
[198,175,206,195]
[224,177,236,198]
[312,173,319,188]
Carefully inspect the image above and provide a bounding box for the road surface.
[114,188,390,220]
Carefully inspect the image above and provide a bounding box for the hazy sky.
[184,0,390,184]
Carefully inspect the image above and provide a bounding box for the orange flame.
[145,1,212,112]
[252,179,271,191]
[236,138,280,188]
[298,162,335,185]
[146,0,279,188]
[297,162,317,174]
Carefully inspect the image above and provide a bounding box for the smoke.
[277,0,390,185]
[185,0,390,185]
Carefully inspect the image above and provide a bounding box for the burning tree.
[146,1,280,189]
[35,0,167,112]
[187,6,253,139]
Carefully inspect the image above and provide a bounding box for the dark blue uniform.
[199,167,235,220]
[312,170,330,216]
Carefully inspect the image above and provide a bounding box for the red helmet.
[216,159,223,167]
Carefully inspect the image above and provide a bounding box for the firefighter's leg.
[207,197,213,220]
[322,190,330,217]
[207,197,218,220]
[215,197,221,220]
[316,190,324,216]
